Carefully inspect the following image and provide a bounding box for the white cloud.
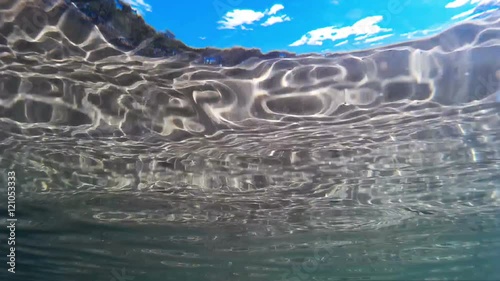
[401,26,445,39]
[290,16,391,46]
[261,15,291,26]
[364,33,393,43]
[120,0,152,14]
[476,0,500,4]
[334,40,348,46]
[354,34,371,41]
[199,36,206,40]
[460,0,500,20]
[266,4,285,15]
[218,4,291,29]
[445,0,470,8]
[451,7,476,19]
[218,9,266,29]
[445,0,499,8]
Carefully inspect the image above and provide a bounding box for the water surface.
[0,1,500,280]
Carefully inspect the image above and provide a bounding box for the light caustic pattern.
[0,0,499,228]
[0,2,499,280]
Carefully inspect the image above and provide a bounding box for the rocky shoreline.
[15,0,500,67]
[66,0,297,65]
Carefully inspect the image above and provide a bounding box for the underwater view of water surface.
[0,0,500,280]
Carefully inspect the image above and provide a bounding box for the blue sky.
[120,0,499,54]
